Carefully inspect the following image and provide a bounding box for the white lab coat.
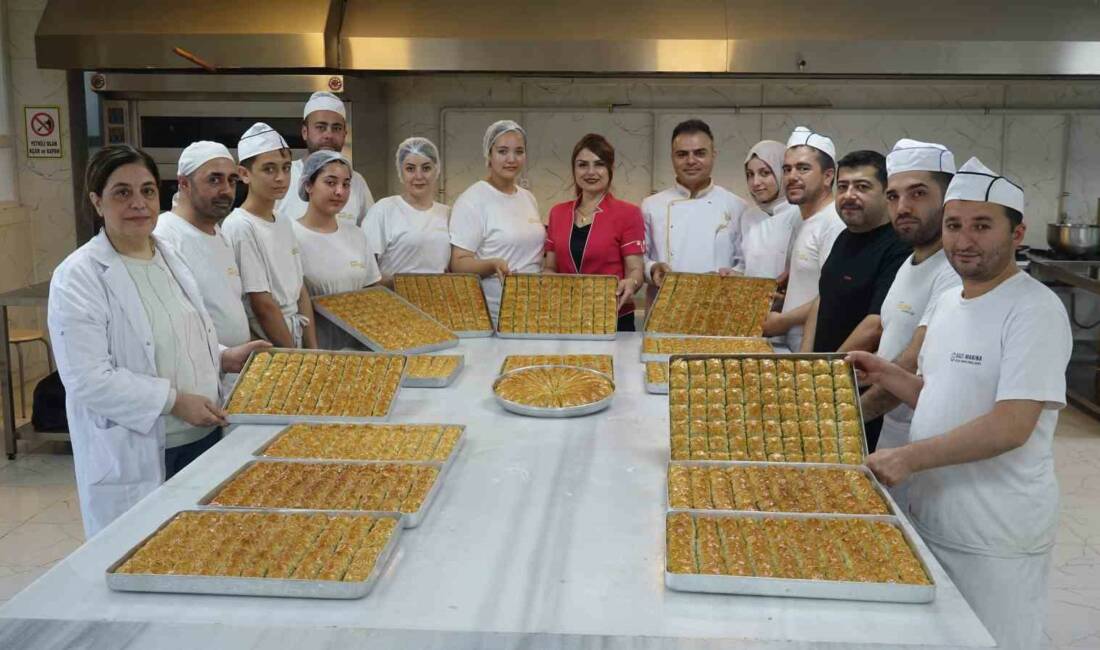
[48,231,224,537]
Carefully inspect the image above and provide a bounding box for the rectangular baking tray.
[643,273,775,337]
[495,273,618,341]
[665,460,896,517]
[646,380,669,395]
[223,348,408,425]
[314,285,460,354]
[640,336,775,362]
[197,456,453,528]
[253,423,466,473]
[664,510,936,603]
[644,362,669,394]
[668,352,870,460]
[106,509,403,599]
[402,355,465,388]
[393,272,494,338]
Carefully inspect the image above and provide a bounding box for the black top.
[570,223,591,271]
[813,223,912,352]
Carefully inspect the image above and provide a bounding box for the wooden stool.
[9,329,53,419]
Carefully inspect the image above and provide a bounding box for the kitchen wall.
[1,0,75,384]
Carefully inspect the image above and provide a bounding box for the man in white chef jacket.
[642,119,750,294]
[763,126,845,352]
[275,91,374,226]
[858,139,961,506]
[154,141,252,348]
[850,157,1072,650]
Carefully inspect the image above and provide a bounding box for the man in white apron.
[859,139,961,501]
[764,126,845,352]
[276,91,375,226]
[851,157,1072,650]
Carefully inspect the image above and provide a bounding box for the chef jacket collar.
[572,192,612,215]
[673,180,715,199]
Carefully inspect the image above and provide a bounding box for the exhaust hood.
[34,0,1100,76]
[34,0,341,70]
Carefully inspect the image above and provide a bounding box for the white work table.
[0,335,994,649]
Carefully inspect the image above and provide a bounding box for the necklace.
[575,195,603,227]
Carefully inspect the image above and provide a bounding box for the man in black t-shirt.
[802,150,911,446]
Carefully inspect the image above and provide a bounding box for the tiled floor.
[0,403,1097,647]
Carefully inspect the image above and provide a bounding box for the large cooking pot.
[1047,223,1100,256]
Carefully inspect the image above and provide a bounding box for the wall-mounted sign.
[24,106,63,158]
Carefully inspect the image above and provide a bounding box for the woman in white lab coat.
[48,145,266,537]
[362,137,451,286]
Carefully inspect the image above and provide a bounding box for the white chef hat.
[298,150,350,202]
[237,123,289,163]
[944,157,1024,213]
[177,141,233,177]
[303,91,346,119]
[483,120,526,162]
[886,139,956,177]
[395,136,441,178]
[786,126,836,163]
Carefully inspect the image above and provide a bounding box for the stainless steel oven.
[90,73,349,210]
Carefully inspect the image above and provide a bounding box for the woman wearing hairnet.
[449,120,545,322]
[291,150,382,348]
[542,133,646,331]
[362,137,451,286]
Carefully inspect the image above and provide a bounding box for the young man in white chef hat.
[849,158,1072,650]
[275,91,375,226]
[763,126,845,352]
[858,139,962,502]
[222,123,317,349]
[642,119,750,292]
[154,141,251,349]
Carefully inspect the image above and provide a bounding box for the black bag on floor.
[31,371,68,433]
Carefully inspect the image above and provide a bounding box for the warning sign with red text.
[24,106,62,158]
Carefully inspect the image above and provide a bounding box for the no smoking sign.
[24,106,62,158]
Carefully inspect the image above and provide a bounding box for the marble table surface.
[0,335,994,649]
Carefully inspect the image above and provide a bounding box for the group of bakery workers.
[47,89,1069,649]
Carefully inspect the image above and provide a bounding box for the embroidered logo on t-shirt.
[350,260,365,269]
[897,301,914,315]
[950,352,983,366]
[227,267,239,277]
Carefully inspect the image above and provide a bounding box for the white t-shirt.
[276,158,375,226]
[641,182,749,279]
[737,201,801,279]
[876,249,962,432]
[153,211,251,347]
[781,202,845,348]
[121,251,219,448]
[292,218,382,297]
[362,195,451,277]
[449,180,544,319]
[221,207,306,344]
[908,271,1072,556]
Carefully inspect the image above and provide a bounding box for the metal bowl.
[1048,223,1100,257]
